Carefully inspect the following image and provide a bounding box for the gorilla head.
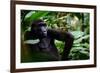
[31,19,47,39]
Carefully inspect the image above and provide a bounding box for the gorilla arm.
[48,29,74,60]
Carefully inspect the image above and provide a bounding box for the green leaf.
[81,43,89,48]
[72,47,88,51]
[71,47,83,52]
[24,11,49,24]
[71,31,84,39]
[55,40,65,53]
[73,44,81,47]
[79,51,89,59]
[74,35,89,44]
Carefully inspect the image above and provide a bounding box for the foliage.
[21,10,90,60]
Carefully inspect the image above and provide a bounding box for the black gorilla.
[23,19,74,62]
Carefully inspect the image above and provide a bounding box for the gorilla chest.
[24,38,60,61]
[32,38,55,52]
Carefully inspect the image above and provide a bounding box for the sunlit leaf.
[71,31,84,39]
[24,11,49,24]
[74,35,89,43]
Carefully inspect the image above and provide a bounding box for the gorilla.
[22,19,74,62]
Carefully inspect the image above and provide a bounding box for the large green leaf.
[71,31,84,39]
[24,11,49,25]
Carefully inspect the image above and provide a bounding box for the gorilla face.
[39,26,47,37]
[31,20,48,38]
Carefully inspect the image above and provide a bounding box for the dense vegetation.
[21,10,90,60]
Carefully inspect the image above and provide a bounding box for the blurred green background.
[21,10,90,62]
